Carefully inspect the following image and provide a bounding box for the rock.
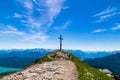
[0,60,78,80]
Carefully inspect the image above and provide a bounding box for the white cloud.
[12,0,67,42]
[0,25,24,35]
[0,23,50,42]
[16,1,40,29]
[92,29,107,33]
[46,0,65,26]
[21,16,41,28]
[94,7,116,17]
[111,24,120,31]
[17,0,65,28]
[0,31,24,35]
[13,13,22,18]
[94,7,120,22]
[25,32,48,41]
[32,0,39,7]
[62,6,70,10]
[99,12,116,19]
[15,0,66,35]
[96,12,117,22]
[93,24,120,33]
[54,20,71,31]
[36,8,45,12]
[0,24,48,41]
[25,1,33,10]
[7,25,17,31]
[0,25,17,31]
[20,0,33,10]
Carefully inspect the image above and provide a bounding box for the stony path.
[1,60,78,80]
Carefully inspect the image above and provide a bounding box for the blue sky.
[0,0,120,51]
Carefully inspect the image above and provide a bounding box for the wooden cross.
[58,35,63,51]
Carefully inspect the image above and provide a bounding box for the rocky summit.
[0,50,114,80]
[1,60,78,80]
[0,51,78,80]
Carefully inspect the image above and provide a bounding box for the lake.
[0,67,22,73]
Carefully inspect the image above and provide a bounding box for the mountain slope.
[0,51,113,80]
[67,50,114,60]
[0,49,52,68]
[85,53,120,75]
[69,53,113,80]
[0,49,115,68]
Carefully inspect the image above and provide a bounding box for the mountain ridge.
[0,50,114,80]
[85,53,120,76]
[0,49,115,68]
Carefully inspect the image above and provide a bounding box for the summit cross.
[58,35,63,51]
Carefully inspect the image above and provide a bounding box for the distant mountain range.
[0,48,118,68]
[0,49,52,68]
[66,50,116,60]
[85,53,120,76]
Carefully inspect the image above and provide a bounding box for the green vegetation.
[69,53,114,80]
[24,51,56,69]
[25,55,53,69]
[0,50,115,80]
[85,53,120,76]
[33,55,52,64]
[32,51,57,64]
[25,51,114,80]
[31,51,58,65]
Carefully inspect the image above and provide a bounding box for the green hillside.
[69,53,113,80]
[29,51,114,80]
[85,53,120,76]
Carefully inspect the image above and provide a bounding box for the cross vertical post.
[58,35,63,51]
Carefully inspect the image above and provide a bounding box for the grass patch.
[25,55,52,68]
[69,54,114,80]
